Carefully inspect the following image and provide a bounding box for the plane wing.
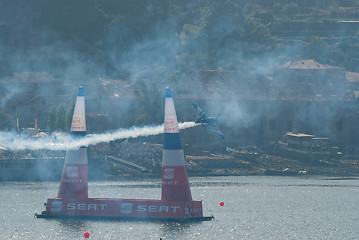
[192,103,208,121]
[207,122,225,139]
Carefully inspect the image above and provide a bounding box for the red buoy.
[84,232,89,238]
[220,201,224,206]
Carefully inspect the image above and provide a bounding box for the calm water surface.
[1,176,359,239]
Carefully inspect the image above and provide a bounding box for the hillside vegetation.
[1,1,359,131]
[0,0,359,75]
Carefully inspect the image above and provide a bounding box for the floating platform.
[35,213,214,222]
[36,87,213,222]
[35,198,213,222]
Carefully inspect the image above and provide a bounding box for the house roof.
[279,59,344,70]
[99,78,137,98]
[12,72,59,82]
[346,72,359,82]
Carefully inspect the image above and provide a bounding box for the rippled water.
[1,176,359,239]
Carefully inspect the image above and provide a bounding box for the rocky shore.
[104,141,359,179]
[2,141,359,181]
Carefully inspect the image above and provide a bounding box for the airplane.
[192,103,224,139]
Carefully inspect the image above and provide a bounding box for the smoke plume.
[0,122,196,151]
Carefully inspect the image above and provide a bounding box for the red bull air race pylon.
[36,87,213,222]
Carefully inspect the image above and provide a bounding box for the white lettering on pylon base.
[136,205,180,213]
[66,203,108,211]
[50,201,202,216]
[50,201,63,212]
[120,202,134,214]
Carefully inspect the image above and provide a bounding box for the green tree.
[133,80,162,125]
[47,102,74,132]
[54,103,67,131]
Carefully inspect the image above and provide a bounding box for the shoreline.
[1,149,359,181]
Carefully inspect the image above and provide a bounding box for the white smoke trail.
[0,122,197,151]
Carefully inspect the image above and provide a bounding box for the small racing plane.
[192,103,224,139]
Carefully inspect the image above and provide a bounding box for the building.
[185,60,359,149]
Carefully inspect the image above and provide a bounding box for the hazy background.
[0,0,358,148]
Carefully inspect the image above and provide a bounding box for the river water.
[1,176,358,239]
